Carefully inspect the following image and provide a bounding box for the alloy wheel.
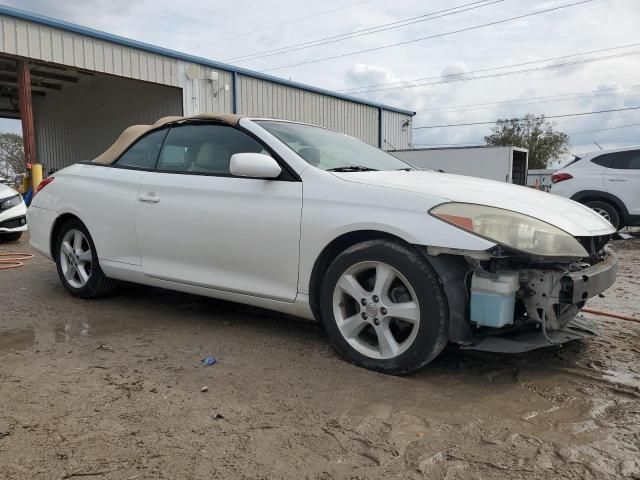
[59,229,93,288]
[332,261,420,360]
[591,207,611,223]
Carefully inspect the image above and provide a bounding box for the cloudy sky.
[2,0,639,159]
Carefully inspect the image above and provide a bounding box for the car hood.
[333,171,615,237]
[0,183,19,200]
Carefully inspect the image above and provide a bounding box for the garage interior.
[0,54,183,173]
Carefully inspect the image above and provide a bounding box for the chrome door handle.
[138,192,160,203]
[607,178,628,182]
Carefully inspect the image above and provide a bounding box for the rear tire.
[584,200,621,230]
[0,231,22,242]
[320,240,448,375]
[54,219,116,298]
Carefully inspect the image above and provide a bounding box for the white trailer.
[390,146,529,185]
[527,168,556,191]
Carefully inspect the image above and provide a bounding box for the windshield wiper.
[327,166,378,172]
[395,167,414,171]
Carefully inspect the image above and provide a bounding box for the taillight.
[551,172,573,184]
[35,176,54,194]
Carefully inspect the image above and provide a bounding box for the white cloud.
[344,63,399,89]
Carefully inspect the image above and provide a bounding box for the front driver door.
[134,123,303,302]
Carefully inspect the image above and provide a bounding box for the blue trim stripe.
[0,5,415,117]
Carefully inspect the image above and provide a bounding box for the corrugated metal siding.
[0,16,179,85]
[177,61,233,115]
[0,13,414,152]
[33,76,182,170]
[238,75,379,146]
[381,110,412,150]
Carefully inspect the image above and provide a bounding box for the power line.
[191,0,374,49]
[418,90,633,113]
[415,84,640,113]
[260,0,595,72]
[224,0,504,63]
[412,122,640,145]
[343,43,640,93]
[567,122,640,136]
[347,50,640,94]
[413,106,640,129]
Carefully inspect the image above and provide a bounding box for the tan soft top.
[93,113,243,164]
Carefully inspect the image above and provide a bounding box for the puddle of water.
[0,327,35,352]
[602,368,640,389]
[52,314,157,342]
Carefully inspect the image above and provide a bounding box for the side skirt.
[100,259,315,320]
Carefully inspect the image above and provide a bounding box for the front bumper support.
[560,249,618,304]
[462,316,598,353]
[463,249,617,353]
[519,249,617,330]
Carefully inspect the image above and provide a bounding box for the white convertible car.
[28,114,617,374]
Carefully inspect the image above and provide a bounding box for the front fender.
[297,172,495,295]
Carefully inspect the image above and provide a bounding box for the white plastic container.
[470,271,519,328]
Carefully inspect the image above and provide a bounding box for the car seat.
[189,142,231,174]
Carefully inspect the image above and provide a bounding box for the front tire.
[54,219,116,298]
[585,200,621,230]
[320,240,448,375]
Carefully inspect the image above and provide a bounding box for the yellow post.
[20,174,30,194]
[31,163,43,192]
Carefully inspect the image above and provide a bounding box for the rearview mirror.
[229,153,282,179]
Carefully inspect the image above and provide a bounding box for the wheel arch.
[570,190,629,218]
[308,230,474,344]
[308,230,418,322]
[50,213,86,259]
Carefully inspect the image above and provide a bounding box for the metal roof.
[0,5,415,117]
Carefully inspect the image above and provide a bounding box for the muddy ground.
[0,236,639,480]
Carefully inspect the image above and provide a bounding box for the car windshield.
[255,120,413,172]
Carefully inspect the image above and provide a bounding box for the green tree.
[484,114,569,169]
[0,133,25,178]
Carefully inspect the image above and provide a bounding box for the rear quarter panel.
[26,205,58,259]
[551,159,607,198]
[31,163,147,265]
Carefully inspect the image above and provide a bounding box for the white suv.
[551,145,640,230]
[0,183,27,241]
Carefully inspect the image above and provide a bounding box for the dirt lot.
[1,236,639,479]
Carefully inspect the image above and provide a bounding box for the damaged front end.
[426,202,618,353]
[426,236,618,354]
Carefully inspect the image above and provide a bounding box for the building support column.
[377,107,383,148]
[17,60,40,189]
[232,71,239,114]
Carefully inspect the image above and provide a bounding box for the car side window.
[591,153,615,168]
[627,152,640,170]
[156,123,271,175]
[115,129,167,169]
[609,150,640,170]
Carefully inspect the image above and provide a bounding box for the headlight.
[0,194,22,211]
[430,203,588,258]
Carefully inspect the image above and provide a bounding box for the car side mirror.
[229,153,282,179]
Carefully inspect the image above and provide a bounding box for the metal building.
[0,5,414,171]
